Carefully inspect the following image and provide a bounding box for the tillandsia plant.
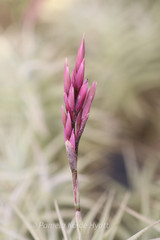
[62,35,97,239]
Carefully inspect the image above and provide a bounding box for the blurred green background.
[0,0,160,239]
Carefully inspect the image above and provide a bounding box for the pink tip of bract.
[75,36,85,72]
[65,112,72,140]
[75,79,88,113]
[75,59,85,91]
[69,129,75,149]
[64,58,71,94]
[68,84,75,111]
[62,105,67,126]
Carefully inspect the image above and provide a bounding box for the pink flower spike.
[62,105,67,126]
[75,79,88,113]
[68,84,75,112]
[75,59,85,91]
[62,36,98,222]
[69,129,75,150]
[64,58,71,94]
[65,112,72,140]
[75,35,85,72]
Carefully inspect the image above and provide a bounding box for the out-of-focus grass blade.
[84,192,109,236]
[92,190,115,240]
[127,220,160,240]
[124,206,160,233]
[67,216,75,236]
[44,133,64,161]
[0,225,29,240]
[149,239,160,240]
[54,200,70,240]
[104,192,130,239]
[11,203,42,240]
[25,198,48,240]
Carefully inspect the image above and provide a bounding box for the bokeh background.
[0,0,160,239]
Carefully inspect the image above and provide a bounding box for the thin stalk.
[71,168,83,240]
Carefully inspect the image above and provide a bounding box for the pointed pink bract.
[81,82,97,119]
[75,59,85,91]
[76,110,82,134]
[65,112,72,140]
[82,96,92,120]
[88,82,97,101]
[71,68,76,86]
[68,84,75,111]
[75,35,85,72]
[64,92,70,112]
[69,129,75,150]
[75,79,88,113]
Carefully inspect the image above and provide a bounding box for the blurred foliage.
[0,0,160,239]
